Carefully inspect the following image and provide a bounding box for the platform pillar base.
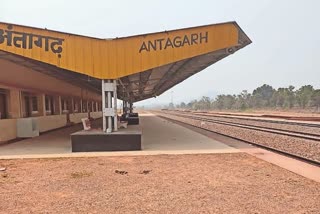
[71,130,141,152]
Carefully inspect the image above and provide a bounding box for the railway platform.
[1,111,319,183]
[0,112,238,159]
[1,112,320,213]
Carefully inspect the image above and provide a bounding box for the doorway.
[0,92,7,119]
[24,96,31,117]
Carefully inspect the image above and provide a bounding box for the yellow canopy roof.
[0,21,251,102]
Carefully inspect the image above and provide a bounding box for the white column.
[113,80,118,132]
[102,79,118,133]
[107,81,112,133]
[102,80,107,132]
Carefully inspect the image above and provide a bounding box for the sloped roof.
[0,21,251,102]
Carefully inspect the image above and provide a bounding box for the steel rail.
[184,111,320,128]
[157,113,320,167]
[166,111,320,141]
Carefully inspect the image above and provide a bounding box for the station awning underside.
[0,22,251,102]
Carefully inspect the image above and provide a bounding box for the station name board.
[139,32,209,53]
[0,25,64,58]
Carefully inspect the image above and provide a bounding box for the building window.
[94,102,97,112]
[88,101,92,112]
[61,98,69,113]
[0,89,7,119]
[45,95,54,115]
[31,96,38,113]
[73,100,79,113]
[82,100,87,112]
[22,92,38,117]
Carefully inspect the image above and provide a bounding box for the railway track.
[164,111,320,142]
[157,110,320,166]
[191,111,320,128]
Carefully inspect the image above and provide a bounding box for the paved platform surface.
[0,113,238,159]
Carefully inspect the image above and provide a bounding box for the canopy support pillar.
[102,79,118,133]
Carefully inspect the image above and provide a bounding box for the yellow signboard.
[0,22,240,79]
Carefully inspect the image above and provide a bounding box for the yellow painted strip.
[0,22,239,79]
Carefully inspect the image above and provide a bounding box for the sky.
[1,0,320,106]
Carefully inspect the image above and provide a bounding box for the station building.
[0,60,102,142]
[0,21,251,146]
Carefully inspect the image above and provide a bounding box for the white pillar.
[102,79,118,133]
[113,80,118,132]
[102,80,107,132]
[107,81,112,133]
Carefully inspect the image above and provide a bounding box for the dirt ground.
[1,153,319,214]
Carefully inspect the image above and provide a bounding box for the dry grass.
[70,171,93,179]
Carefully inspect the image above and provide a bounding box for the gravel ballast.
[157,112,320,162]
[192,112,320,136]
[1,153,320,213]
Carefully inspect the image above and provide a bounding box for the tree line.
[174,84,320,112]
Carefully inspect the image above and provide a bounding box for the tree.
[214,95,224,110]
[234,90,250,110]
[270,86,296,109]
[311,89,320,112]
[287,85,296,108]
[296,85,314,108]
[198,96,211,110]
[252,84,275,108]
[214,95,236,110]
[276,88,286,107]
[179,102,186,109]
[179,84,318,112]
[187,100,198,110]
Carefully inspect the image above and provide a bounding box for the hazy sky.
[2,0,320,106]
